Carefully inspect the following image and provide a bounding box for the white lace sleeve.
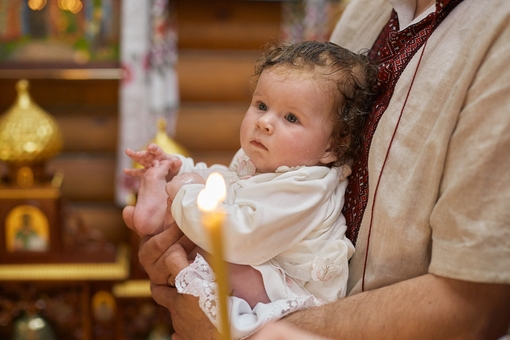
[175,254,323,339]
[175,254,220,322]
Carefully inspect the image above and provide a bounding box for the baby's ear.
[320,141,338,165]
[320,151,338,165]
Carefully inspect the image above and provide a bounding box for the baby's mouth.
[250,140,267,150]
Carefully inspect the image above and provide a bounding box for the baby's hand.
[124,143,182,180]
[129,159,177,236]
[166,172,206,201]
[125,143,169,169]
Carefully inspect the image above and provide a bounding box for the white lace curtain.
[116,0,179,205]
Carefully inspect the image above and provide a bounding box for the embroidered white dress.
[172,149,354,339]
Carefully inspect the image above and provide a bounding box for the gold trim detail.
[113,280,151,298]
[0,244,130,280]
[0,68,122,80]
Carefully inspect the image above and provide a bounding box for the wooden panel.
[0,162,6,179]
[47,154,116,202]
[0,52,255,110]
[65,202,128,244]
[10,101,239,155]
[176,0,282,50]
[178,50,258,102]
[0,51,255,107]
[0,79,119,109]
[175,102,245,152]
[53,107,118,152]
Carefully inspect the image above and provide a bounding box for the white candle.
[197,172,231,340]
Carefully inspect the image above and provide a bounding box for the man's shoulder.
[330,0,392,52]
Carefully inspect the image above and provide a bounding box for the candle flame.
[197,172,226,212]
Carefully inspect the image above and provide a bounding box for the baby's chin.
[243,151,305,173]
[250,163,274,174]
[256,164,289,173]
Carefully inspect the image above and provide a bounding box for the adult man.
[125,0,510,338]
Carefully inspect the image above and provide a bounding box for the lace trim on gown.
[175,254,323,339]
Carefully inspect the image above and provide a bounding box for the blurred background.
[0,0,345,338]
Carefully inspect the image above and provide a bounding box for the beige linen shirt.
[330,0,510,295]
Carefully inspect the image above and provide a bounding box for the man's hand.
[128,207,217,339]
[149,240,219,340]
[138,224,195,285]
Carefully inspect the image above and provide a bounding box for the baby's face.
[240,69,338,173]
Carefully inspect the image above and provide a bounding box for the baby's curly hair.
[253,41,377,167]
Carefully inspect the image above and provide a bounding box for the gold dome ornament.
[151,117,189,157]
[0,79,63,185]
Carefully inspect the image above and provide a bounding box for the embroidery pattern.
[342,0,464,244]
[311,256,343,284]
[236,159,256,179]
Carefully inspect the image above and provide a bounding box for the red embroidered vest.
[343,0,464,244]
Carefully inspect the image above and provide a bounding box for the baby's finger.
[125,148,135,157]
[147,143,164,157]
[123,168,146,177]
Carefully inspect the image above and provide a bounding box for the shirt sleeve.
[428,21,510,283]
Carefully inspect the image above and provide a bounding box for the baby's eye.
[258,102,268,111]
[285,114,299,123]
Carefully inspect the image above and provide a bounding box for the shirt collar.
[389,0,436,30]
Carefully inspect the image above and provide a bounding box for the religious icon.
[92,290,116,323]
[5,205,49,253]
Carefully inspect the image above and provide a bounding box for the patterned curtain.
[115,0,179,206]
[282,0,345,43]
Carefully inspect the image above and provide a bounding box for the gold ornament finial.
[0,79,63,164]
[0,79,63,184]
[153,118,189,156]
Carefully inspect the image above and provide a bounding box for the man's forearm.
[284,274,510,339]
